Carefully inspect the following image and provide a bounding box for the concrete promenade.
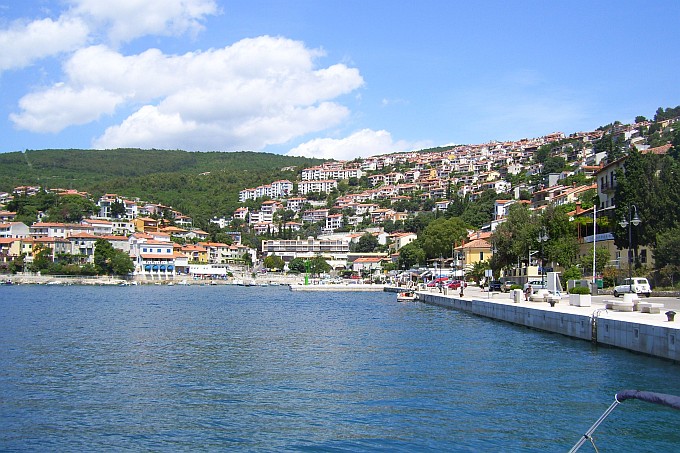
[404,286,680,362]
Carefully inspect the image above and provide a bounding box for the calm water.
[1,285,679,452]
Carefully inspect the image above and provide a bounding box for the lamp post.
[619,205,641,294]
[537,226,549,289]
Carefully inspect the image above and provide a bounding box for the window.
[157,248,161,253]
[143,248,147,253]
[479,252,484,261]
[640,249,647,264]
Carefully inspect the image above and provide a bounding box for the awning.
[160,265,166,271]
[145,265,151,271]
[167,265,174,271]
[152,265,158,271]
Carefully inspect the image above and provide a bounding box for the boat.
[397,291,417,302]
[569,390,680,452]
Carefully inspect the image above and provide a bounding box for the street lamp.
[537,226,549,288]
[619,205,641,294]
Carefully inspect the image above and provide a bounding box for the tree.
[355,233,379,253]
[94,238,133,275]
[534,143,552,163]
[309,256,331,276]
[654,227,680,271]
[110,199,126,218]
[397,242,425,269]
[29,245,52,272]
[418,216,469,259]
[542,156,567,175]
[288,257,306,273]
[580,245,611,277]
[263,254,284,271]
[110,250,134,275]
[468,260,490,285]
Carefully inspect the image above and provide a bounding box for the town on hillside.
[1,110,680,287]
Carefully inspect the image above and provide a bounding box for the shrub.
[569,286,591,294]
[510,284,522,290]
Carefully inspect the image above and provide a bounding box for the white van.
[614,277,651,298]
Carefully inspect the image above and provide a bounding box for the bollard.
[666,311,676,322]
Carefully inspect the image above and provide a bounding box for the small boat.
[569,390,680,452]
[397,291,417,302]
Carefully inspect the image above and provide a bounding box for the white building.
[298,179,338,195]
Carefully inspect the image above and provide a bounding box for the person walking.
[524,284,532,301]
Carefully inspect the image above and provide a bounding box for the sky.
[1,1,679,160]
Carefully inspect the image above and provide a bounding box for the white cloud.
[0,0,218,73]
[11,36,366,149]
[286,129,430,160]
[10,84,122,133]
[69,0,219,43]
[0,16,89,72]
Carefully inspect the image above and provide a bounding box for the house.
[0,222,29,238]
[129,235,176,278]
[0,211,17,222]
[67,232,99,263]
[199,242,232,264]
[29,222,94,239]
[297,179,338,195]
[134,217,160,233]
[24,237,71,262]
[352,256,385,274]
[455,238,492,274]
[181,244,208,263]
[388,232,417,253]
[0,238,22,264]
[324,214,344,232]
[81,218,114,236]
[261,237,351,264]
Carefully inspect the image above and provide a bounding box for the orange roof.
[354,257,385,263]
[140,253,174,259]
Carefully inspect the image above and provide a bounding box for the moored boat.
[397,291,417,302]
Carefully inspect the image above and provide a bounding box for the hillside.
[0,149,325,224]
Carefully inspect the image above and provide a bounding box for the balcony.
[600,181,617,193]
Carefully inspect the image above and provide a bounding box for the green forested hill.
[0,149,324,224]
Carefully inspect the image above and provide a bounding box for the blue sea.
[1,285,679,452]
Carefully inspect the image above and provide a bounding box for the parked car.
[523,280,547,291]
[446,280,467,290]
[614,277,651,298]
[427,277,449,287]
[500,281,515,292]
[488,280,503,292]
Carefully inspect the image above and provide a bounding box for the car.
[488,280,502,292]
[523,280,547,291]
[427,277,449,287]
[500,281,515,292]
[446,280,467,290]
[614,277,651,298]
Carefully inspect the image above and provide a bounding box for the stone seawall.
[418,292,680,362]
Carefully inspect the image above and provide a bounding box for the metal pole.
[628,207,633,294]
[569,397,621,452]
[593,204,597,285]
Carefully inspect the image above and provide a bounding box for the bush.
[510,284,522,290]
[569,286,591,294]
